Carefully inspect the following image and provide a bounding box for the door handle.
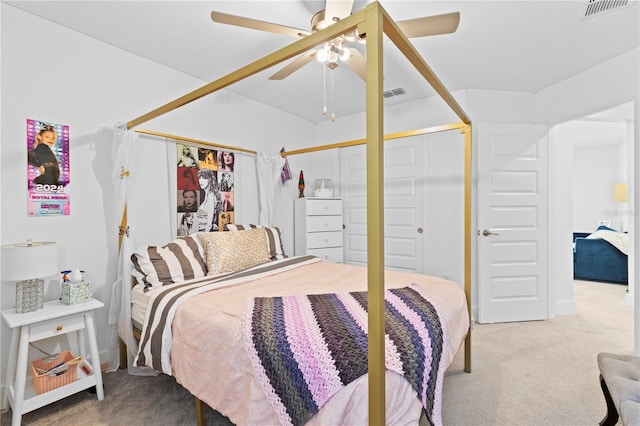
[482,229,500,237]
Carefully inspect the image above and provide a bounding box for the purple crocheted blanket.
[242,283,443,426]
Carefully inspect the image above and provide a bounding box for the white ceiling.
[5,0,639,124]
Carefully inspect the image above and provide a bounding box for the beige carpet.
[2,280,633,425]
[441,280,633,426]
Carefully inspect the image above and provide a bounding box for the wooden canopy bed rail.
[117,3,472,425]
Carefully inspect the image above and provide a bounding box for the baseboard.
[625,292,635,307]
[555,299,577,315]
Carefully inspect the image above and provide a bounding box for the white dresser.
[295,198,344,263]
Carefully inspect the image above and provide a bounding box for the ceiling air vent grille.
[383,88,406,99]
[584,0,629,18]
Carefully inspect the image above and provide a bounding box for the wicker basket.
[32,350,78,394]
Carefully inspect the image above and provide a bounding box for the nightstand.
[2,299,105,426]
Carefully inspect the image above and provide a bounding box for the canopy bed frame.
[118,3,472,424]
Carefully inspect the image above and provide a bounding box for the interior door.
[341,138,425,272]
[477,123,549,323]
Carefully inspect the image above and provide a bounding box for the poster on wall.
[26,119,70,216]
[176,143,235,236]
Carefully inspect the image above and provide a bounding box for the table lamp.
[1,240,58,313]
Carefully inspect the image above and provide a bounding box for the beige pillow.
[225,224,287,261]
[198,228,270,275]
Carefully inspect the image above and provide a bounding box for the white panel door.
[341,138,425,272]
[478,123,548,323]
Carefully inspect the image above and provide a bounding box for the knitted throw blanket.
[242,283,444,426]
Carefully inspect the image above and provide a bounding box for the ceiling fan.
[211,0,460,81]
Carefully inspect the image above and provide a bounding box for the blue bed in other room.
[573,226,628,284]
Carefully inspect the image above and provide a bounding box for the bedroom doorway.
[568,102,634,300]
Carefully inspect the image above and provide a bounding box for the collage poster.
[26,119,70,216]
[176,144,235,236]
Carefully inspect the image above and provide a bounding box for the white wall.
[573,141,626,231]
[0,4,313,383]
[547,124,576,316]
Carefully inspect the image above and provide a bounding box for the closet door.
[340,138,425,273]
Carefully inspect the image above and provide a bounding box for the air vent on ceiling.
[583,0,629,18]
[383,88,406,99]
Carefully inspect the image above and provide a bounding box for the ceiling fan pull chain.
[322,63,327,115]
[330,69,336,122]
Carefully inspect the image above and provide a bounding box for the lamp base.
[16,279,44,313]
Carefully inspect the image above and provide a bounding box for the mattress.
[134,256,469,425]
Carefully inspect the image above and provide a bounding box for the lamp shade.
[1,241,58,281]
[614,183,628,203]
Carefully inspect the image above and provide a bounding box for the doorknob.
[482,229,499,237]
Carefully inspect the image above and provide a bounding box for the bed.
[129,229,469,425]
[113,3,473,424]
[573,226,629,284]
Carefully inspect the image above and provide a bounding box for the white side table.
[2,299,105,426]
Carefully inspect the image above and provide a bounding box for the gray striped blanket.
[242,284,444,426]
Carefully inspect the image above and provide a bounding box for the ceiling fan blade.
[211,11,310,38]
[343,48,366,81]
[324,0,355,23]
[396,12,460,38]
[269,50,318,80]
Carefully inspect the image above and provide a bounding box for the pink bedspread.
[169,259,468,425]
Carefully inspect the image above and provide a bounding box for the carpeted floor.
[2,280,632,425]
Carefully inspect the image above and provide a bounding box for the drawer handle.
[324,239,329,243]
[56,325,63,331]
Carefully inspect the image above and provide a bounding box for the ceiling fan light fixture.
[316,48,329,63]
[338,47,350,61]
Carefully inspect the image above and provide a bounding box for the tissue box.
[61,281,92,305]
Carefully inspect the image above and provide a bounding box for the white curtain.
[106,124,157,376]
[256,152,285,226]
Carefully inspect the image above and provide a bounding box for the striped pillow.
[224,224,258,231]
[263,227,287,261]
[130,235,207,289]
[224,224,287,261]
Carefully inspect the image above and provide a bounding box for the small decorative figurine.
[298,170,305,198]
[69,268,83,283]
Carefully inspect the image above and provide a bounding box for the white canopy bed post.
[108,125,157,375]
[256,152,286,227]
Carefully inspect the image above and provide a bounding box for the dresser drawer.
[306,215,343,232]
[308,247,344,263]
[29,315,85,341]
[306,199,342,216]
[307,231,343,249]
